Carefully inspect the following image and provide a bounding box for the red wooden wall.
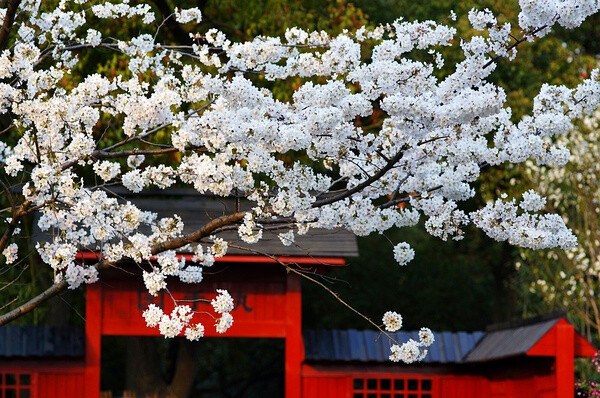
[299,318,595,398]
[0,361,85,398]
[99,265,290,337]
[85,260,306,398]
[3,254,593,398]
[299,368,561,398]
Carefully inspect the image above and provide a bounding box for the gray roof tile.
[464,318,559,362]
[0,326,84,357]
[303,329,485,364]
[34,194,359,258]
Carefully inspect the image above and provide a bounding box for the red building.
[302,314,596,398]
[1,194,595,397]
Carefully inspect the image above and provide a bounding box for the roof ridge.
[484,310,566,332]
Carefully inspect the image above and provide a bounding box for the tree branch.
[0,211,247,326]
[228,243,400,344]
[0,0,20,50]
[312,147,407,208]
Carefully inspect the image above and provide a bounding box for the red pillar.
[556,321,574,398]
[85,284,102,398]
[285,273,304,398]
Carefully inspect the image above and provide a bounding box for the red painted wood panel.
[301,369,496,398]
[556,322,574,398]
[86,283,102,397]
[535,373,556,397]
[439,375,491,398]
[38,371,84,398]
[286,274,304,398]
[302,375,347,398]
[78,251,347,266]
[100,264,290,338]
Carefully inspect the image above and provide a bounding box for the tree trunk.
[125,337,199,398]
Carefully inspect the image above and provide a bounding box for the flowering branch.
[0,1,599,363]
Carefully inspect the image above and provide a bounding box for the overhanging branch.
[0,211,247,326]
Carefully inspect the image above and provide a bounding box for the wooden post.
[285,273,304,398]
[85,284,102,398]
[555,321,574,398]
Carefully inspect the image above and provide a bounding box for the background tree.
[518,110,600,343]
[1,1,600,396]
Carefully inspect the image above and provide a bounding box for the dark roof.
[33,192,359,258]
[463,318,560,363]
[0,326,85,357]
[133,196,359,257]
[303,329,485,364]
[304,314,581,364]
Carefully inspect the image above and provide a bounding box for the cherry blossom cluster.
[383,311,403,332]
[383,311,435,364]
[0,0,599,362]
[142,286,234,339]
[389,327,435,364]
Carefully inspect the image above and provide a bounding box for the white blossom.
[0,0,597,362]
[382,311,403,332]
[143,304,163,327]
[185,323,205,341]
[395,339,422,364]
[127,154,145,169]
[2,243,18,264]
[215,312,234,333]
[278,230,295,246]
[143,270,166,296]
[389,339,426,364]
[174,7,202,24]
[85,29,101,47]
[158,314,183,338]
[209,237,228,258]
[211,289,234,314]
[93,161,121,181]
[419,327,435,347]
[393,242,415,266]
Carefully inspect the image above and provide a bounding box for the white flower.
[238,213,263,243]
[158,314,183,338]
[127,154,145,169]
[177,265,203,283]
[209,237,228,258]
[64,264,98,289]
[397,339,422,364]
[143,304,163,327]
[468,9,496,30]
[185,323,205,341]
[393,242,415,266]
[143,270,166,296]
[382,311,403,332]
[419,327,435,347]
[389,344,402,362]
[122,170,145,193]
[93,161,121,181]
[175,7,202,24]
[211,289,234,313]
[215,313,234,333]
[520,190,546,212]
[157,251,183,275]
[85,29,102,47]
[2,243,18,264]
[278,230,295,246]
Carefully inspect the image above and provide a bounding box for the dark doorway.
[101,336,285,398]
